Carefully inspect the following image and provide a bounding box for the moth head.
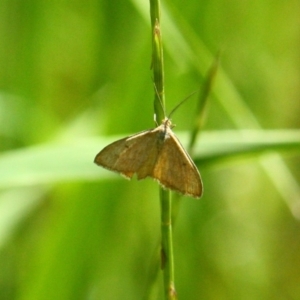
[162,117,175,129]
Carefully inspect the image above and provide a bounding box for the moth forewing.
[152,126,203,198]
[94,128,159,179]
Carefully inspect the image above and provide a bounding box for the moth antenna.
[153,113,159,126]
[168,90,198,119]
[153,82,167,118]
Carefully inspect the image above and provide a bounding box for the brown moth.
[94,117,203,198]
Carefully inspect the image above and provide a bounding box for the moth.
[94,115,203,198]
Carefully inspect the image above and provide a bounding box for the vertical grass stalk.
[150,1,177,299]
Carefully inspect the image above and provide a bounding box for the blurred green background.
[1,0,300,299]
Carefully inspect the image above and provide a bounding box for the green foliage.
[0,0,300,299]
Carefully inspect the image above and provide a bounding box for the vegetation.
[0,0,300,299]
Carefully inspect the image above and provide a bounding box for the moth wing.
[152,129,203,198]
[94,129,160,179]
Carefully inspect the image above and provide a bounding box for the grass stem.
[150,0,177,298]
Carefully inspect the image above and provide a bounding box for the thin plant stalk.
[150,0,177,299]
